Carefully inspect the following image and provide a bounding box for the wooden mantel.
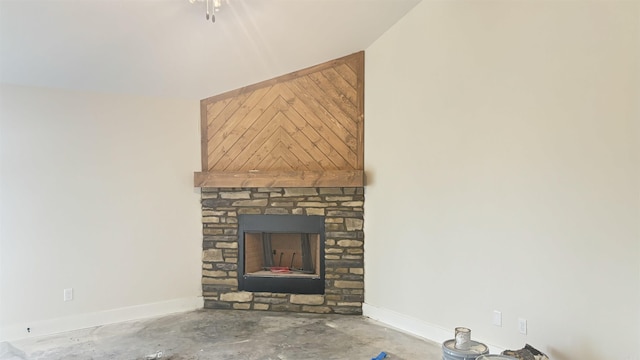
[194,51,365,188]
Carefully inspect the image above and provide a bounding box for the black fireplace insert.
[238,214,325,294]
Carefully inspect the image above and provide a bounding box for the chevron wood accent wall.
[194,51,364,188]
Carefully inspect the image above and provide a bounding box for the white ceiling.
[0,0,420,100]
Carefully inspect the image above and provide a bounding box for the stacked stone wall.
[201,187,364,315]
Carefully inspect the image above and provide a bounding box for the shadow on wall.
[364,171,375,186]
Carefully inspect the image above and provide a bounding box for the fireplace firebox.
[238,214,325,295]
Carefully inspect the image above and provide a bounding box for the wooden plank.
[207,87,281,169]
[273,126,323,171]
[237,125,287,171]
[309,69,358,115]
[266,156,294,171]
[272,84,338,170]
[278,85,350,169]
[354,52,365,170]
[207,85,271,137]
[271,141,312,171]
[318,69,358,118]
[284,80,358,167]
[334,63,358,89]
[278,112,335,170]
[200,99,209,171]
[213,97,285,171]
[255,153,283,171]
[194,170,365,188]
[344,55,361,77]
[205,96,233,128]
[289,76,357,145]
[206,86,278,152]
[298,72,359,148]
[237,114,322,172]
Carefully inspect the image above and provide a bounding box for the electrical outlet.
[64,288,73,302]
[518,318,527,334]
[492,310,502,326]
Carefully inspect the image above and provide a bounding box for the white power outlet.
[518,318,527,334]
[63,288,73,302]
[492,310,502,326]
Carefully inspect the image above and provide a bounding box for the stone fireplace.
[194,52,365,314]
[201,187,364,314]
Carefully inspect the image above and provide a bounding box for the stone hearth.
[200,187,364,314]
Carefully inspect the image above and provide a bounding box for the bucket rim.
[442,339,489,356]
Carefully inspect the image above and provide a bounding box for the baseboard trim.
[362,303,505,354]
[1,296,204,342]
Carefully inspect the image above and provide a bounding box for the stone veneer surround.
[201,187,364,314]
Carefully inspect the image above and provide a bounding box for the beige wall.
[0,85,203,340]
[364,1,639,359]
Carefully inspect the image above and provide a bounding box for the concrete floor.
[1,310,443,360]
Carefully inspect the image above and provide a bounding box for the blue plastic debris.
[371,351,387,360]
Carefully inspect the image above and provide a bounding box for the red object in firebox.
[269,267,291,273]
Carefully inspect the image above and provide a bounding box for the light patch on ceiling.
[0,0,421,99]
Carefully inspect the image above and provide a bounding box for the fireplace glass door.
[244,232,321,277]
[238,215,325,294]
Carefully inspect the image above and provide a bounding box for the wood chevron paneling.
[195,51,364,188]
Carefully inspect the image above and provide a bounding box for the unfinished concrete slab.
[2,310,442,360]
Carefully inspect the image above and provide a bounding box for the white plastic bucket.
[442,339,489,360]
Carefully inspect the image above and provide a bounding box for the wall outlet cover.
[492,310,502,326]
[518,318,527,334]
[63,288,73,302]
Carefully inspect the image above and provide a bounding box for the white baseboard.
[0,296,204,342]
[362,302,506,355]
